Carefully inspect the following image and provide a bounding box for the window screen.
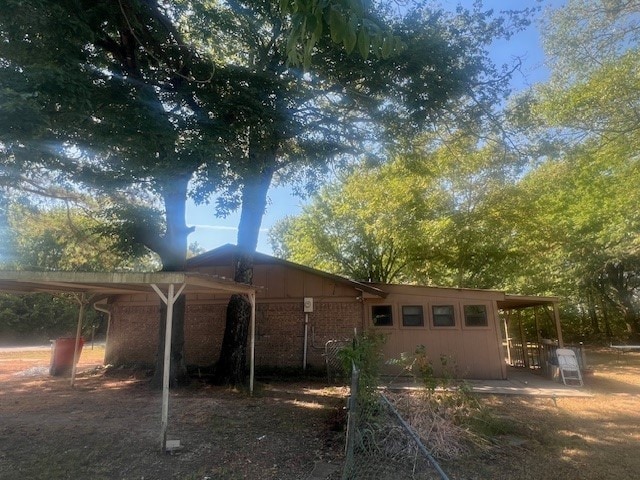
[372,305,393,326]
[402,305,424,327]
[432,305,455,327]
[464,305,488,327]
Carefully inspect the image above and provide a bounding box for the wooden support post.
[553,302,564,347]
[504,312,512,366]
[518,310,529,369]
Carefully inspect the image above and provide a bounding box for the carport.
[0,270,256,452]
[498,294,563,372]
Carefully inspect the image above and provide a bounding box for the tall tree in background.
[0,200,151,344]
[270,162,430,283]
[270,131,522,288]
[0,0,225,385]
[506,0,640,338]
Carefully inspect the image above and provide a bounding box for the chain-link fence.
[325,339,350,382]
[342,364,449,480]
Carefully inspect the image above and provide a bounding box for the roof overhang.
[0,271,255,298]
[498,294,560,310]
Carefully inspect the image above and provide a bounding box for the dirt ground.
[439,347,640,480]
[0,346,346,480]
[1,346,640,480]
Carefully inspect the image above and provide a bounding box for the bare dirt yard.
[439,348,640,480]
[1,345,640,479]
[0,346,346,480]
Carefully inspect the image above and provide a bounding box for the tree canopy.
[273,0,640,341]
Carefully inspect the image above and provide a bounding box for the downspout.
[302,297,313,371]
[359,292,365,336]
[303,313,308,371]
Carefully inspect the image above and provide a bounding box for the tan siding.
[368,295,505,379]
[265,266,285,298]
[285,268,305,298]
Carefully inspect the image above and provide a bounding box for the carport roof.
[498,294,560,310]
[0,270,255,297]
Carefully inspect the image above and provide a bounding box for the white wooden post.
[504,314,512,366]
[70,298,85,387]
[151,283,186,452]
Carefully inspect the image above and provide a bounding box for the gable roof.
[187,245,560,308]
[186,244,387,298]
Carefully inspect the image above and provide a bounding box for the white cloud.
[192,224,238,231]
[192,224,268,233]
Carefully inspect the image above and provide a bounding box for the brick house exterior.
[104,245,381,372]
[103,245,562,379]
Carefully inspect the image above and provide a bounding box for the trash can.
[50,337,84,376]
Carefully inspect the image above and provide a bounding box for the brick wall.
[106,298,364,370]
[105,305,159,365]
[184,304,227,365]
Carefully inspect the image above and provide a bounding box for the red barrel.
[50,337,84,376]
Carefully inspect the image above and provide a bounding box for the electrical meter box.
[303,297,314,313]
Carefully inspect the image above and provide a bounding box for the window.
[372,305,393,326]
[402,305,424,327]
[432,305,455,327]
[464,305,488,327]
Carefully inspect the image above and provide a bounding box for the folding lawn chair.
[556,348,583,387]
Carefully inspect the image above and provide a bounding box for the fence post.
[342,363,359,480]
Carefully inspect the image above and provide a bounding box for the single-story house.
[103,244,563,380]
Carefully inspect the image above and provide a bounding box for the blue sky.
[186,0,566,254]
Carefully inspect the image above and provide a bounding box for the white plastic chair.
[556,348,583,387]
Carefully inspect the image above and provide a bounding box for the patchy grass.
[1,346,640,479]
[0,346,345,480]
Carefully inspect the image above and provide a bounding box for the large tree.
[0,0,401,385]
[203,0,532,384]
[1,0,213,385]
[0,0,531,386]
[504,0,640,339]
[0,200,149,344]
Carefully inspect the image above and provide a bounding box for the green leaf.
[357,26,370,59]
[343,17,358,54]
[328,7,344,44]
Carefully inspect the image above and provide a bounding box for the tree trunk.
[150,175,194,388]
[212,167,274,386]
[587,293,600,335]
[601,300,613,339]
